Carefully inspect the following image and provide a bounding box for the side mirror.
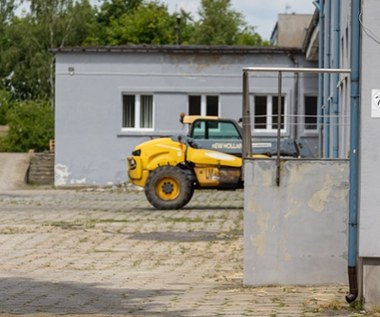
[187,138,199,149]
[177,135,186,144]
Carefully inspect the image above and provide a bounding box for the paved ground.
[0,185,377,317]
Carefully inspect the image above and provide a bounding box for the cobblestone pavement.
[0,187,376,317]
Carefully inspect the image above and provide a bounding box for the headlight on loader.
[127,156,143,181]
[129,158,137,170]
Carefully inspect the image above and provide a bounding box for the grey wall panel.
[244,159,349,285]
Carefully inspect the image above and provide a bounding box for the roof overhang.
[305,24,319,61]
[303,10,319,62]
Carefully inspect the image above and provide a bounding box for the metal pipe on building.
[323,0,331,157]
[346,0,361,304]
[332,0,341,158]
[315,0,324,158]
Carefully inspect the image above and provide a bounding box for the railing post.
[276,71,282,186]
[242,71,252,159]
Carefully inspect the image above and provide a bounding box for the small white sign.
[371,89,380,118]
[252,143,272,148]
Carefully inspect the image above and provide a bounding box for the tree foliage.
[0,0,16,25]
[0,0,266,99]
[1,0,97,101]
[192,0,243,45]
[1,100,54,152]
[1,16,51,100]
[190,0,266,46]
[97,0,142,26]
[90,0,264,46]
[0,0,267,152]
[0,89,12,125]
[106,1,176,45]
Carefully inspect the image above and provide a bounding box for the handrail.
[242,67,351,186]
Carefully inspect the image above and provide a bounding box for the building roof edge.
[50,44,303,55]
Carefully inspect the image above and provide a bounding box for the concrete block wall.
[27,153,55,185]
[243,159,349,286]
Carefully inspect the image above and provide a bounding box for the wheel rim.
[156,177,180,200]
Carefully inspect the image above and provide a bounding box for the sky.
[161,0,316,40]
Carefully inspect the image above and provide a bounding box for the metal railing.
[242,67,351,186]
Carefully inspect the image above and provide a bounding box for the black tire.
[145,166,194,209]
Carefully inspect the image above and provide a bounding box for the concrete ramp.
[0,153,30,190]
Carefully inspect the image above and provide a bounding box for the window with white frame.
[304,96,318,130]
[122,94,153,130]
[253,95,286,132]
[188,95,219,116]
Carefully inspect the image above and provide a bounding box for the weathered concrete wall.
[243,159,349,285]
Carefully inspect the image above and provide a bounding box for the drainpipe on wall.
[314,0,324,158]
[332,0,340,158]
[346,0,361,304]
[323,0,331,158]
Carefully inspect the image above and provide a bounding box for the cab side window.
[192,121,240,139]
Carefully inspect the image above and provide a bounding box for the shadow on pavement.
[0,276,187,316]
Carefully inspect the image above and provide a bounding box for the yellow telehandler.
[127,114,267,209]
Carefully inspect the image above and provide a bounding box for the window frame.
[121,93,154,131]
[188,94,220,116]
[191,120,241,140]
[252,94,287,134]
[304,95,318,132]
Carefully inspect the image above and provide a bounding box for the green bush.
[1,99,54,152]
[0,90,12,125]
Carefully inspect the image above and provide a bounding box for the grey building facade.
[356,0,380,308]
[53,46,317,186]
[296,0,380,308]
